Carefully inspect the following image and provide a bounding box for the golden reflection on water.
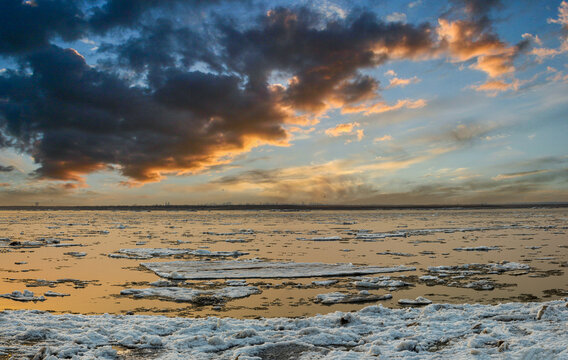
[0,209,566,318]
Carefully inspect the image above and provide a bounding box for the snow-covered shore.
[1,299,566,359]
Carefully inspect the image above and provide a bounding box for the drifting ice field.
[0,208,567,358]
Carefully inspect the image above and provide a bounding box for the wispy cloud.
[492,169,550,181]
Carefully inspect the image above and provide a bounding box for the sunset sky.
[0,0,567,205]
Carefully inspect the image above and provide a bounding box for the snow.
[120,286,260,302]
[141,260,417,280]
[2,300,567,359]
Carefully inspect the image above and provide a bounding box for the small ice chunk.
[315,292,392,304]
[463,280,495,290]
[225,280,247,286]
[419,275,439,281]
[312,279,338,286]
[44,291,70,297]
[376,251,414,257]
[297,236,343,241]
[454,246,500,251]
[398,296,432,306]
[64,252,87,257]
[225,238,247,243]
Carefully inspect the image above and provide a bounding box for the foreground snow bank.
[1,300,567,359]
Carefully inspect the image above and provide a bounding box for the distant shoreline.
[1,203,567,211]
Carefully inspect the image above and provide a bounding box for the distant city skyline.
[0,0,567,205]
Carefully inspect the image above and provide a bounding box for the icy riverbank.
[1,299,566,359]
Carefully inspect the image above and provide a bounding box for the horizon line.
[1,202,568,211]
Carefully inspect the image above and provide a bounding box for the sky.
[0,0,567,206]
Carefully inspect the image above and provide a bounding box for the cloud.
[547,1,568,28]
[0,0,85,55]
[374,134,393,142]
[325,122,360,137]
[385,12,407,23]
[408,0,422,9]
[324,122,364,142]
[387,75,421,88]
[191,160,378,203]
[471,79,519,93]
[435,0,530,80]
[527,2,568,61]
[492,169,550,181]
[0,165,15,172]
[0,1,537,187]
[343,98,427,115]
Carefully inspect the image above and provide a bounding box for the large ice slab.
[141,260,416,280]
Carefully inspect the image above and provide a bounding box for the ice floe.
[398,296,432,305]
[44,291,70,297]
[312,279,339,286]
[0,290,45,302]
[315,292,392,304]
[120,286,260,303]
[64,251,87,257]
[3,300,567,359]
[463,280,495,291]
[376,251,415,257]
[108,248,248,259]
[141,260,417,280]
[297,236,343,241]
[453,246,500,251]
[355,232,406,240]
[428,262,530,275]
[353,277,411,289]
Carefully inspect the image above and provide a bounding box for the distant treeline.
[1,203,567,211]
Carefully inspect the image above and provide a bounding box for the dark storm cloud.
[221,8,434,112]
[0,0,85,55]
[88,0,244,34]
[0,1,525,185]
[0,44,291,183]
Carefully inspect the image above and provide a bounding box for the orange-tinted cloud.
[325,122,361,137]
[343,98,427,115]
[387,76,421,88]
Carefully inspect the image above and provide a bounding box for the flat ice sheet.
[1,300,566,359]
[141,260,416,280]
